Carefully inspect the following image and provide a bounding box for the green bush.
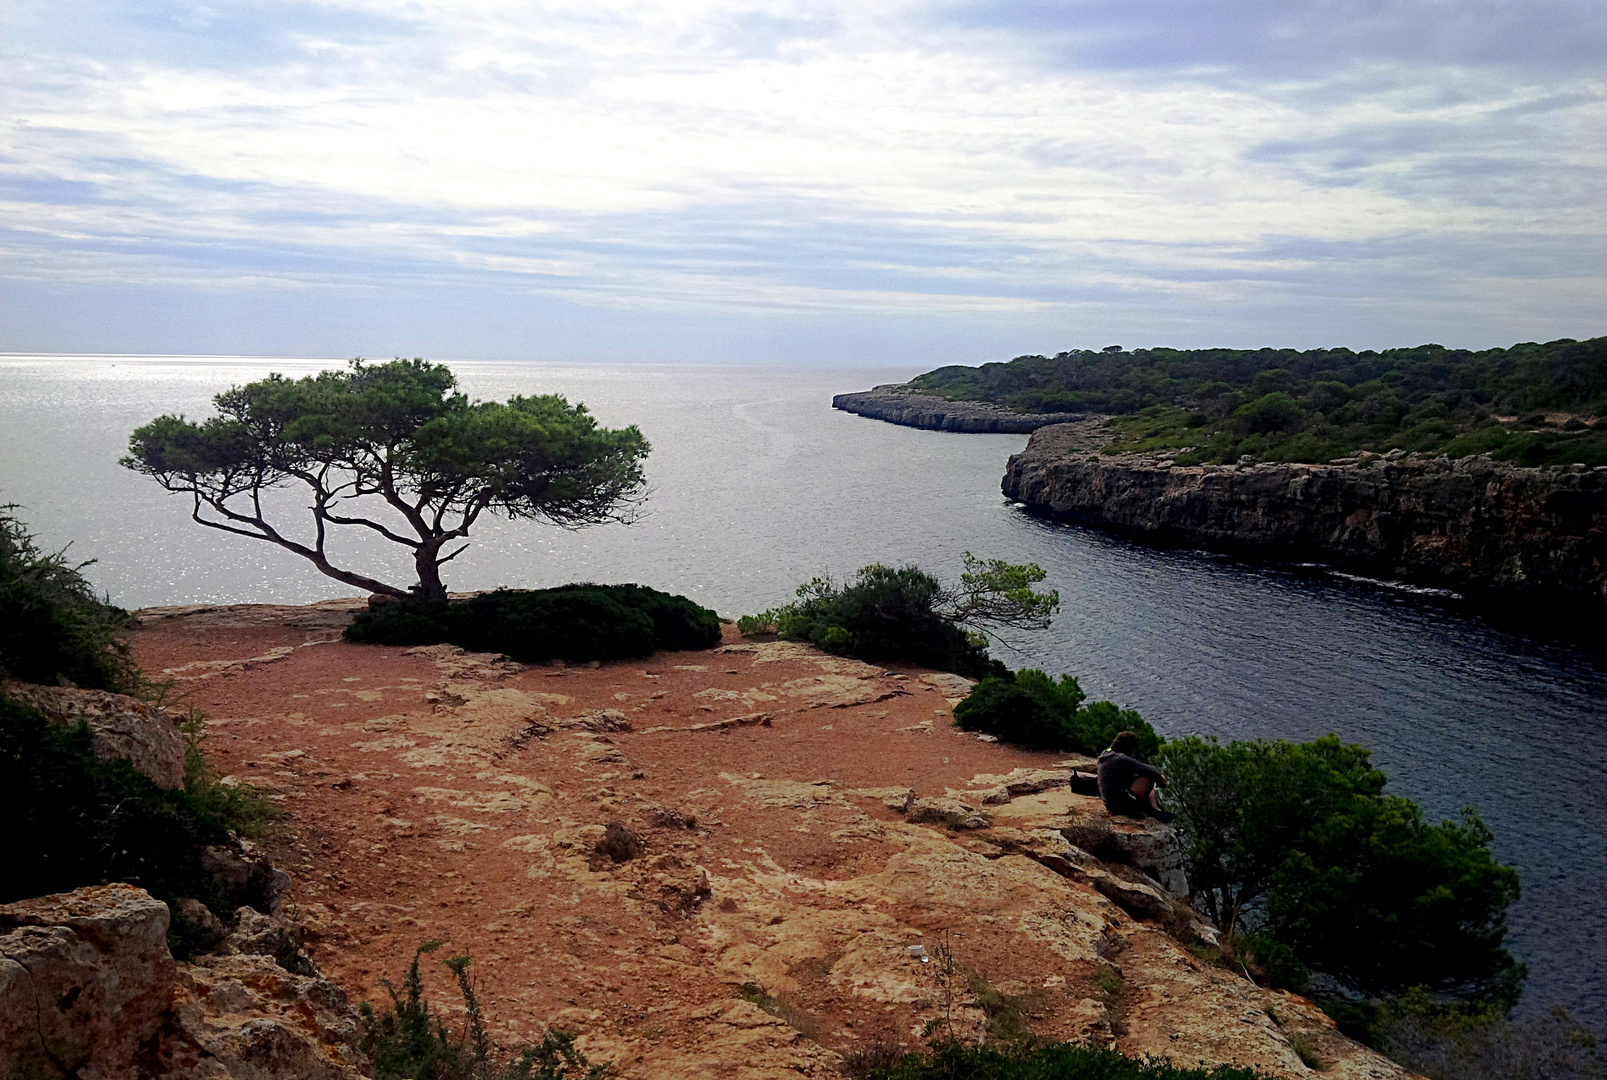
[862,1039,1274,1079]
[1159,735,1523,1008]
[952,669,1163,756]
[742,558,1058,679]
[1377,997,1603,1080]
[361,942,610,1080]
[345,584,721,663]
[762,565,1006,679]
[0,506,139,693]
[0,692,237,954]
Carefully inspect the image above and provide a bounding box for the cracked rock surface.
[113,603,1416,1080]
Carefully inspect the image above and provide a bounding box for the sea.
[2,354,1603,1033]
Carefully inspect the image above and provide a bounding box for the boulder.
[0,884,176,1079]
[906,796,991,830]
[0,884,367,1080]
[3,680,189,789]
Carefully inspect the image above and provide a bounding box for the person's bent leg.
[1129,774,1175,823]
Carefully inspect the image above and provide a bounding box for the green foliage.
[361,943,610,1080]
[344,584,721,663]
[1158,735,1523,1006]
[179,709,280,840]
[862,1039,1276,1080]
[1377,996,1603,1080]
[910,337,1607,466]
[770,564,1000,677]
[124,359,651,601]
[741,556,1057,678]
[944,555,1061,640]
[1236,933,1309,993]
[952,669,1162,756]
[0,506,139,693]
[0,692,240,955]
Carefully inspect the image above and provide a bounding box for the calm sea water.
[2,355,1603,1031]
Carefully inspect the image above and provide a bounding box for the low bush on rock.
[1159,735,1524,1012]
[344,584,721,663]
[0,506,140,693]
[361,941,611,1080]
[740,557,1058,679]
[952,669,1163,756]
[0,692,241,955]
[1377,998,1603,1080]
[860,1040,1274,1079]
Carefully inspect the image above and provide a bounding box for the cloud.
[0,0,1601,357]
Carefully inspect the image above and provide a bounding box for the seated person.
[1096,731,1175,823]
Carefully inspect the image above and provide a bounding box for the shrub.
[0,692,237,954]
[863,1039,1275,1079]
[952,669,1163,756]
[0,506,139,693]
[953,678,1064,748]
[361,942,610,1080]
[1379,999,1603,1080]
[1159,735,1523,1008]
[345,584,721,663]
[774,565,1003,678]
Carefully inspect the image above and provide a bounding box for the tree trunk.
[414,542,449,602]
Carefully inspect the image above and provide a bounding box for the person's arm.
[1135,759,1166,786]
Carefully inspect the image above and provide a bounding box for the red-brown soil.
[130,601,1409,1080]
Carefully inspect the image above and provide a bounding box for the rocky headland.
[2,601,1415,1079]
[1003,423,1607,605]
[833,384,1084,433]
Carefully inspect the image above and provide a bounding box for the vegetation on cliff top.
[1159,735,1523,1010]
[361,941,611,1079]
[124,358,650,602]
[952,669,1161,758]
[0,692,275,956]
[909,336,1607,466]
[345,584,721,662]
[859,1040,1276,1079]
[1,505,140,694]
[737,557,1059,679]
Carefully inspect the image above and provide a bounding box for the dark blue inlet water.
[2,356,1603,1030]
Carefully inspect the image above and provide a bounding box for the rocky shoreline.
[1003,423,1607,606]
[833,384,1084,433]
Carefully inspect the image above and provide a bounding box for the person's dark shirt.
[1096,750,1165,811]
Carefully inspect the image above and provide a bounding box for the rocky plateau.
[1,601,1418,1079]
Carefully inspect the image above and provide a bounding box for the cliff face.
[1003,424,1607,605]
[833,384,1083,433]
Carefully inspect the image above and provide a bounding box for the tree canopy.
[1158,735,1523,1007]
[124,359,650,601]
[909,336,1607,466]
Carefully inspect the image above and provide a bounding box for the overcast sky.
[1,0,1602,363]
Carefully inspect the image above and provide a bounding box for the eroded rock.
[0,884,175,1079]
[3,680,189,789]
[0,884,366,1080]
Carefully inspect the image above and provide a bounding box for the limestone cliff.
[1003,424,1607,605]
[833,384,1083,433]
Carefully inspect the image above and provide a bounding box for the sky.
[1,0,1603,364]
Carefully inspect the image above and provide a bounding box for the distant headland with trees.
[845,336,1607,467]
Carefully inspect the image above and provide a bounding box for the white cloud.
[0,0,1601,353]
